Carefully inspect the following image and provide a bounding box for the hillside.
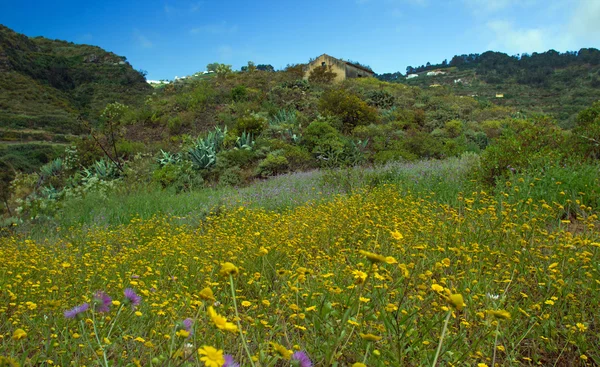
[378,49,600,126]
[0,24,151,135]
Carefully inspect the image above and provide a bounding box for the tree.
[216,64,232,79]
[257,64,275,72]
[206,62,220,72]
[90,102,130,171]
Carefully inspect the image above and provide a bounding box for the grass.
[21,154,481,240]
[1,175,598,366]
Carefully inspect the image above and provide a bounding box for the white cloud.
[133,29,153,49]
[190,22,238,35]
[568,0,600,41]
[485,0,599,54]
[486,20,547,53]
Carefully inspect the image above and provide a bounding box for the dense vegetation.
[0,24,150,135]
[378,49,600,126]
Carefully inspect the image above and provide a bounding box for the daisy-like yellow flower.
[12,329,27,340]
[390,230,404,240]
[352,363,367,367]
[353,270,368,284]
[198,346,225,367]
[270,342,292,360]
[359,333,382,342]
[487,309,511,320]
[241,301,251,307]
[199,287,215,301]
[431,284,444,292]
[359,250,387,264]
[446,294,466,311]
[207,306,238,333]
[219,262,239,277]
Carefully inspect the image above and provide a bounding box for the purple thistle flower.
[93,291,112,313]
[64,303,90,319]
[182,318,193,333]
[124,288,141,308]
[291,351,312,367]
[222,355,239,367]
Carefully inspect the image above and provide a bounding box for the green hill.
[378,49,600,126]
[0,24,151,135]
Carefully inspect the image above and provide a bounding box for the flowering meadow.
[1,184,599,366]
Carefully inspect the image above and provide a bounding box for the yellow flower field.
[1,185,599,366]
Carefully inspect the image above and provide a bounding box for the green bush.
[365,90,395,109]
[256,153,289,177]
[235,113,267,136]
[216,149,256,169]
[152,162,203,192]
[319,89,378,132]
[308,65,337,84]
[218,166,243,187]
[303,120,344,153]
[478,118,567,184]
[231,85,248,102]
[571,101,600,159]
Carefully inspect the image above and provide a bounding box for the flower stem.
[491,321,500,367]
[106,304,124,340]
[432,310,452,367]
[91,311,110,367]
[362,343,371,364]
[230,274,256,367]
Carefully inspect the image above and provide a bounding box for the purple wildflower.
[222,354,239,367]
[182,318,193,333]
[291,351,312,367]
[93,291,112,313]
[124,288,141,307]
[64,303,90,319]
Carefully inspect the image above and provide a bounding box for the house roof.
[313,54,374,74]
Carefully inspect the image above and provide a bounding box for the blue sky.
[1,0,599,80]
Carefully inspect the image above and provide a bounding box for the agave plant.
[40,158,64,178]
[157,150,181,166]
[269,109,298,127]
[235,131,255,150]
[82,159,120,181]
[188,126,227,169]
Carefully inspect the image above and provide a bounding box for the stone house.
[303,54,374,83]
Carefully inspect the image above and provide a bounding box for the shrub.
[308,65,337,84]
[319,89,378,132]
[231,85,248,102]
[302,120,344,153]
[218,166,243,187]
[571,101,600,159]
[235,113,267,136]
[152,161,203,192]
[216,149,256,170]
[478,118,567,184]
[365,90,395,109]
[256,153,289,177]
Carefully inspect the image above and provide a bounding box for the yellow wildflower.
[219,262,239,277]
[199,287,215,301]
[12,329,27,340]
[198,346,225,367]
